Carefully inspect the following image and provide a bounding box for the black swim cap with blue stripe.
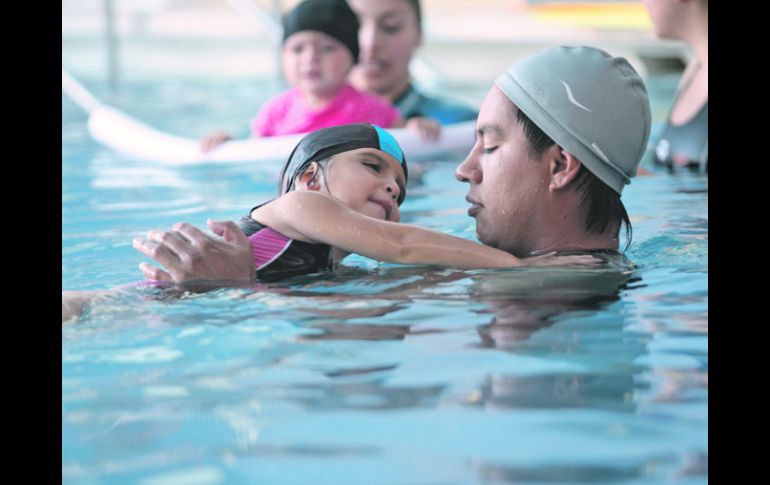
[280,123,408,201]
[282,0,360,62]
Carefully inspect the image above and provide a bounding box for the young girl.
[201,0,437,152]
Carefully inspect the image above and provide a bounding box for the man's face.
[455,86,550,257]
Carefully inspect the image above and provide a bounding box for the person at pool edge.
[642,0,707,171]
[133,46,651,285]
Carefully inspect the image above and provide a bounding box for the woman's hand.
[406,116,442,142]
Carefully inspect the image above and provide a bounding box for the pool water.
[62,75,707,484]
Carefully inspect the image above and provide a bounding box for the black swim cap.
[280,123,408,203]
[282,0,360,63]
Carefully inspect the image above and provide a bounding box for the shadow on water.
[471,450,708,484]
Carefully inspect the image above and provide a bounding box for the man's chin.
[475,230,494,248]
[476,230,510,253]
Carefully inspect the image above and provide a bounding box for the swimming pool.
[62,75,707,484]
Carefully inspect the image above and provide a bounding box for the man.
[133,46,651,285]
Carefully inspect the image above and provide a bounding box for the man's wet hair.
[515,108,633,250]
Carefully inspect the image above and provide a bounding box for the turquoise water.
[62,75,707,484]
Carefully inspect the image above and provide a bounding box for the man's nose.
[455,153,482,183]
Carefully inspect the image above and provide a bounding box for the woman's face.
[347,0,422,100]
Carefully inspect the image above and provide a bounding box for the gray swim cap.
[495,46,651,195]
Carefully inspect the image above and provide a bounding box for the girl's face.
[304,148,406,222]
[282,31,354,98]
[347,0,422,99]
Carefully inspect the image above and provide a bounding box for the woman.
[643,0,707,171]
[347,0,478,125]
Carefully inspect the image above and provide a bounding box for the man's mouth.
[466,196,483,217]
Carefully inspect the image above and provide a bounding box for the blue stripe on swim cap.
[372,125,405,166]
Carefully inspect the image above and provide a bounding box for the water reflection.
[470,267,638,347]
[259,264,651,416]
[467,373,638,412]
[282,380,446,411]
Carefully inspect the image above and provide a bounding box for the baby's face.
[321,148,406,223]
[282,31,354,99]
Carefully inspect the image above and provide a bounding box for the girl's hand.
[200,131,233,153]
[406,116,442,142]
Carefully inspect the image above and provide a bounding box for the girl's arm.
[252,191,596,269]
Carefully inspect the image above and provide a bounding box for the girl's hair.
[515,108,633,250]
[281,0,360,61]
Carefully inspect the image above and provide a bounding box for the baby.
[201,0,437,152]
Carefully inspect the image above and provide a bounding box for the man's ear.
[295,162,323,191]
[547,146,582,192]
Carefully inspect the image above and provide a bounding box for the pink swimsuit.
[251,84,400,137]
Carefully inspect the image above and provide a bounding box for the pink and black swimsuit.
[238,213,333,282]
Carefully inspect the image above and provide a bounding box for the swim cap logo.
[560,80,592,113]
[591,142,611,163]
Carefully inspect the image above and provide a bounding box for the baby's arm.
[254,192,599,269]
[200,131,233,152]
[390,116,441,142]
[200,127,265,152]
